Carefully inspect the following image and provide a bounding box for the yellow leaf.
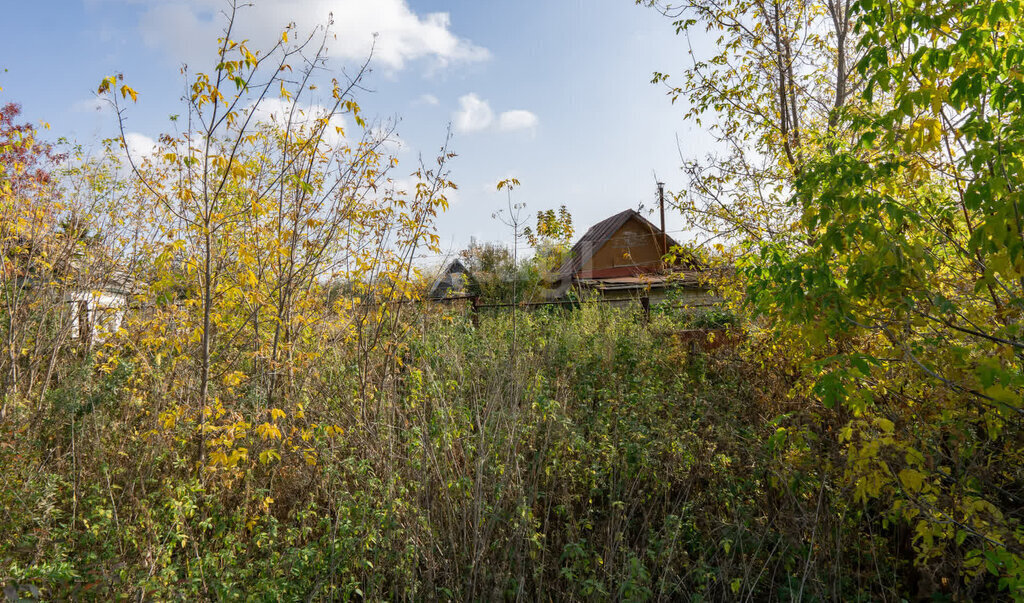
[120,84,138,102]
[256,422,282,440]
[898,468,925,493]
[97,76,116,95]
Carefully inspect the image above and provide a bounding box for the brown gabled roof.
[557,209,680,279]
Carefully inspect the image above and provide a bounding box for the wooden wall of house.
[580,217,667,277]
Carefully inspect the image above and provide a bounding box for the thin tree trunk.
[199,230,212,467]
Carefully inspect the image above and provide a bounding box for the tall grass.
[2,303,914,600]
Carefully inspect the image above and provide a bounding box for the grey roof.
[428,259,481,299]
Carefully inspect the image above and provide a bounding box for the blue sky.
[0,0,710,260]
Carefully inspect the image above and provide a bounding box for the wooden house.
[550,209,712,304]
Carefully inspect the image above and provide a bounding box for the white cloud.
[136,0,489,72]
[382,133,408,155]
[498,109,539,133]
[369,127,408,155]
[123,132,158,161]
[244,97,295,125]
[418,93,440,106]
[245,99,410,154]
[244,98,348,147]
[387,176,418,197]
[453,95,539,135]
[453,93,493,133]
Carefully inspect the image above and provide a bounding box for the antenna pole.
[657,181,667,257]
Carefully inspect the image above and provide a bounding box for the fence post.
[640,295,650,324]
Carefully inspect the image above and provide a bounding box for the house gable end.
[579,216,670,278]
